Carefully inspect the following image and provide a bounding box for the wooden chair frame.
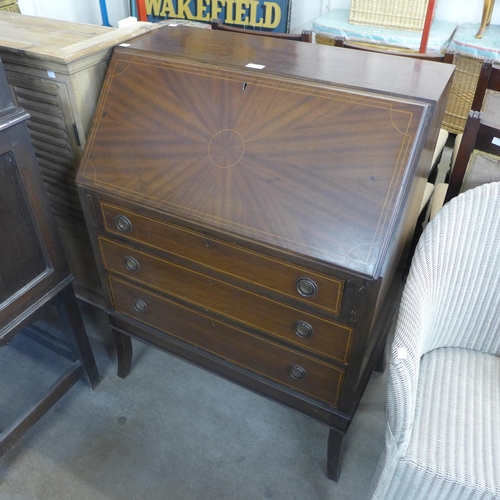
[444,63,500,203]
[210,19,312,42]
[333,38,454,63]
[0,287,99,456]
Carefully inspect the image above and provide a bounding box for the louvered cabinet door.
[6,71,81,221]
[5,69,103,305]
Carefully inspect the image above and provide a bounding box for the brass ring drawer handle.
[115,214,132,233]
[133,298,148,313]
[293,320,314,339]
[288,365,307,380]
[124,256,140,272]
[296,277,318,297]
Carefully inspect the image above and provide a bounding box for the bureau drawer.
[109,276,344,407]
[100,203,344,315]
[100,237,353,363]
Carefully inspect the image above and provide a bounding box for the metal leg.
[476,0,495,38]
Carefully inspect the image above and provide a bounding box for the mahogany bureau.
[76,26,453,480]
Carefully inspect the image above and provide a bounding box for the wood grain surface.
[78,27,456,277]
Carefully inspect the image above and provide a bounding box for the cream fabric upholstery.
[429,182,448,220]
[420,128,449,217]
[419,182,434,213]
[462,149,500,192]
[431,128,449,171]
[429,133,463,220]
[419,128,450,219]
[482,89,500,129]
[370,182,500,500]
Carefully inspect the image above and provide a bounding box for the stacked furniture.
[312,10,500,136]
[445,62,500,201]
[0,12,157,307]
[430,62,500,217]
[0,58,98,456]
[445,23,500,133]
[76,25,453,480]
[312,9,457,55]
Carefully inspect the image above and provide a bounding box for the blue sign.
[145,0,292,33]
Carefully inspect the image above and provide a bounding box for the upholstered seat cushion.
[385,347,500,499]
[448,23,500,61]
[312,9,458,53]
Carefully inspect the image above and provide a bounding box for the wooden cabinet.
[0,12,157,306]
[76,26,454,480]
[0,58,98,455]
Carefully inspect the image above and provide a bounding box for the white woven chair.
[369,181,500,500]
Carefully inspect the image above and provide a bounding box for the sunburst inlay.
[208,129,245,168]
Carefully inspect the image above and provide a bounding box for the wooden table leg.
[56,287,99,389]
[327,428,346,481]
[112,328,133,378]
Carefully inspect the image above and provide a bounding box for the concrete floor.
[0,304,387,500]
[0,145,454,500]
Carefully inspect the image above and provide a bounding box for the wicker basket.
[349,0,430,32]
[442,55,483,134]
[0,0,20,13]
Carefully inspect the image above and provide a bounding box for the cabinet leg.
[327,428,346,482]
[112,329,133,378]
[55,287,100,389]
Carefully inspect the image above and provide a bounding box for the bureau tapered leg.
[112,329,133,378]
[327,428,346,481]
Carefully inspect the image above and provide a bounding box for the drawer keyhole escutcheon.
[293,320,314,339]
[115,215,132,233]
[133,298,148,313]
[296,277,318,297]
[124,256,140,272]
[288,365,307,380]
